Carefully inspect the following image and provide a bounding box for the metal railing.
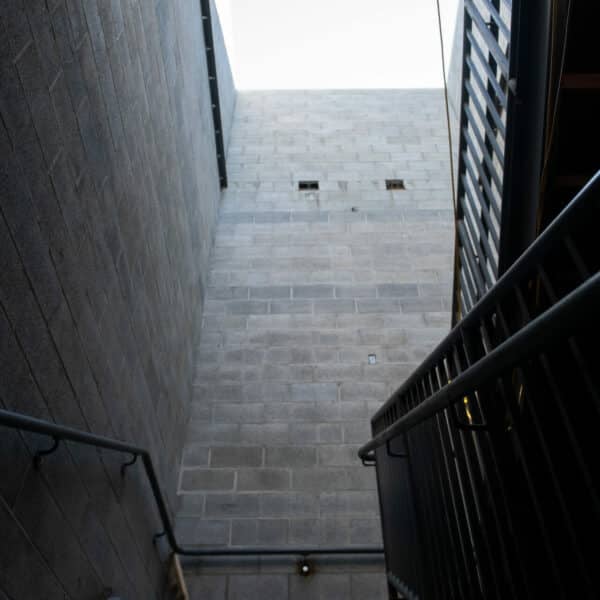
[359,172,600,599]
[0,408,382,564]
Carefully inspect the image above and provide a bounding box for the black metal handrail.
[359,171,600,598]
[0,408,382,560]
[360,169,600,457]
[359,270,599,458]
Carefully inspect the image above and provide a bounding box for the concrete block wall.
[179,90,454,597]
[185,559,387,600]
[0,0,233,598]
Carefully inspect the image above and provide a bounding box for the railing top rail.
[358,271,600,458]
[0,408,382,558]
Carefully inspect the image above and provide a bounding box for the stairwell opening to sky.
[216,0,459,89]
[179,2,459,596]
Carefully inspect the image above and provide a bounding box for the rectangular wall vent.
[385,179,405,190]
[299,181,319,191]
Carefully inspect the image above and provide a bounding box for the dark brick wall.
[0,0,230,598]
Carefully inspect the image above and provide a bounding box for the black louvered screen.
[454,0,512,315]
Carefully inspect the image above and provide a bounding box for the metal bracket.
[361,451,376,467]
[450,409,488,432]
[153,531,167,546]
[386,439,408,458]
[34,437,60,469]
[120,453,138,477]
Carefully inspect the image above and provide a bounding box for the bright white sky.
[215,0,459,89]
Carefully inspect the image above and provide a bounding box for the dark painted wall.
[0,0,232,597]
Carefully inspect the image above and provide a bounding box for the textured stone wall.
[0,0,232,598]
[179,89,454,598]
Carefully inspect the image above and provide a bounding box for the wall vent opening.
[385,179,405,190]
[299,181,319,191]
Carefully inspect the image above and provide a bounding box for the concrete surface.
[177,89,454,598]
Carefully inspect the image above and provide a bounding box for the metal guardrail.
[359,171,600,599]
[0,408,382,562]
[359,271,599,458]
[361,170,600,449]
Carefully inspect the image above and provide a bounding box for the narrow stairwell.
[176,89,455,597]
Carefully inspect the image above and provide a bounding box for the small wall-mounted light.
[368,354,377,365]
[299,560,311,576]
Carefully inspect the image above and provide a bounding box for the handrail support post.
[34,436,60,469]
[153,531,167,546]
[120,453,138,477]
[386,439,409,458]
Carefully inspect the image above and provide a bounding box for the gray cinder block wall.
[0,1,233,598]
[180,90,454,598]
